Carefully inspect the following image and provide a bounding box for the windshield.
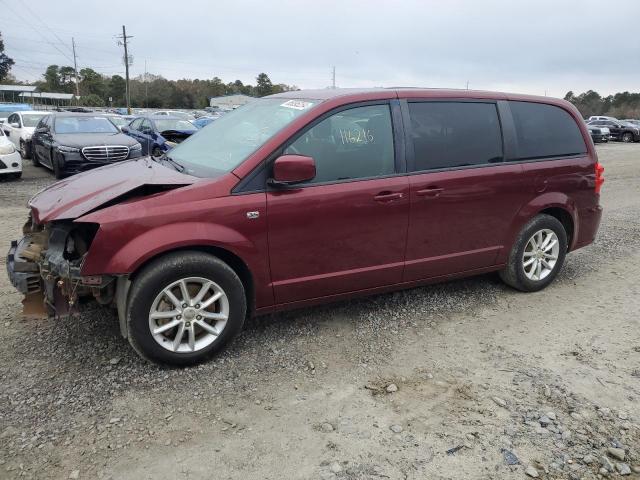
[155,119,196,132]
[169,98,317,177]
[22,114,48,127]
[107,116,129,127]
[55,116,119,134]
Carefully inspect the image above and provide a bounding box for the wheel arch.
[538,206,574,249]
[499,193,579,264]
[114,244,256,340]
[129,244,255,316]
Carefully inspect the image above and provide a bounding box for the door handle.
[374,191,404,202]
[416,187,444,197]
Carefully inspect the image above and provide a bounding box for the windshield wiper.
[155,152,185,173]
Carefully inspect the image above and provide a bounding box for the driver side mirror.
[121,126,130,133]
[269,155,316,187]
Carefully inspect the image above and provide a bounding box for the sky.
[1,0,639,98]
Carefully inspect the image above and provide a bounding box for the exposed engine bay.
[7,215,113,318]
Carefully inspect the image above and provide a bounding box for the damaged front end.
[7,215,113,318]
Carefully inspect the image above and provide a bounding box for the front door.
[402,100,525,281]
[266,103,410,304]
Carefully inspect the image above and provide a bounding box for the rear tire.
[126,251,246,366]
[499,214,568,292]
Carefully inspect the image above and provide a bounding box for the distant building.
[209,94,254,109]
[0,85,37,103]
[0,85,76,107]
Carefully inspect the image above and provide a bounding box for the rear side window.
[407,102,503,172]
[509,101,586,160]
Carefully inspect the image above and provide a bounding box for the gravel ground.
[0,144,639,480]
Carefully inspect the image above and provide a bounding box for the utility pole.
[144,59,148,108]
[72,37,80,105]
[466,80,469,90]
[331,66,336,89]
[117,26,133,114]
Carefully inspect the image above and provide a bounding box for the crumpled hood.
[29,158,197,223]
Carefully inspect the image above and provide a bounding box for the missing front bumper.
[7,222,115,318]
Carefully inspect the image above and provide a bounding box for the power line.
[19,1,74,56]
[0,0,75,64]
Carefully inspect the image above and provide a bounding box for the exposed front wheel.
[622,132,633,143]
[126,251,246,366]
[499,214,568,292]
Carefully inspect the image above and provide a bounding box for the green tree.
[79,67,104,97]
[79,93,104,107]
[58,66,76,92]
[255,73,273,97]
[107,75,126,105]
[43,65,61,91]
[0,32,14,82]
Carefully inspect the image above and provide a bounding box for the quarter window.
[407,102,503,171]
[509,101,587,160]
[284,104,395,184]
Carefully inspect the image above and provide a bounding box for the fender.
[496,191,578,264]
[81,220,273,309]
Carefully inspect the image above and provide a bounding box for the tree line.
[35,65,298,108]
[564,91,640,119]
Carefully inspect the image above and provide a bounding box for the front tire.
[52,151,64,179]
[622,132,633,143]
[499,214,568,292]
[32,146,41,166]
[126,251,246,366]
[20,140,30,159]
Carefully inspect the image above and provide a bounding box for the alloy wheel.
[148,277,229,353]
[522,229,560,281]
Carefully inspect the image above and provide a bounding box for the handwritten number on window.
[339,128,374,145]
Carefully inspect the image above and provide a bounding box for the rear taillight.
[595,162,604,194]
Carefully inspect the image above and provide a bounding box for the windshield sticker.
[280,100,313,110]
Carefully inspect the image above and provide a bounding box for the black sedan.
[587,119,640,143]
[31,113,143,178]
[587,124,609,143]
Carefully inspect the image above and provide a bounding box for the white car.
[2,111,51,159]
[0,128,22,179]
[153,110,195,120]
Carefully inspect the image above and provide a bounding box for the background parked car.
[191,116,217,129]
[101,114,134,131]
[122,115,197,156]
[0,128,22,180]
[622,119,640,127]
[588,119,640,143]
[0,103,32,124]
[587,115,617,122]
[153,110,195,121]
[2,111,51,159]
[587,124,610,143]
[31,112,142,178]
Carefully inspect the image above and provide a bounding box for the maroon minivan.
[7,89,604,365]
